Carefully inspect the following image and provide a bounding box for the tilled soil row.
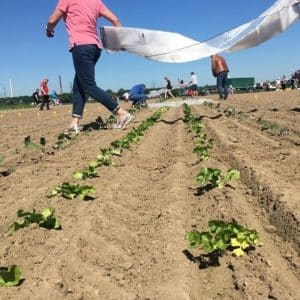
[0,106,196,299]
[225,112,300,146]
[87,107,202,299]
[0,103,142,175]
[0,106,155,226]
[0,101,299,300]
[184,105,300,299]
[196,105,300,254]
[208,90,300,145]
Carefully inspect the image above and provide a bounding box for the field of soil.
[0,90,299,300]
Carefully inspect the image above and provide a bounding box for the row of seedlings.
[0,107,151,286]
[182,103,261,262]
[48,106,169,200]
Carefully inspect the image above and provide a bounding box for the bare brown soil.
[0,90,299,300]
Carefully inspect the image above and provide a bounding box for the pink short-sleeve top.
[56,0,108,49]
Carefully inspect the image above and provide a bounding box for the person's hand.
[113,19,121,27]
[46,27,55,38]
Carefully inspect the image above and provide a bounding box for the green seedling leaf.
[111,140,122,149]
[214,239,228,251]
[40,207,61,230]
[0,155,5,164]
[197,168,240,189]
[73,165,98,180]
[224,169,240,183]
[41,207,53,219]
[89,160,99,168]
[78,186,96,200]
[193,138,213,161]
[197,167,221,186]
[231,238,249,250]
[53,132,76,150]
[0,265,22,287]
[73,171,84,180]
[97,153,113,166]
[186,231,203,248]
[111,148,122,156]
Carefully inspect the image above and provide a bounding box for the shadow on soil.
[194,184,235,196]
[194,185,216,196]
[183,249,221,269]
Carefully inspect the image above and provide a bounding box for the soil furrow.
[0,93,299,299]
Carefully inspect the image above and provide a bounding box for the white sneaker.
[65,125,80,134]
[113,113,133,130]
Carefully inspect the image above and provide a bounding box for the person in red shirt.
[40,78,50,110]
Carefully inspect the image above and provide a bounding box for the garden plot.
[0,91,299,299]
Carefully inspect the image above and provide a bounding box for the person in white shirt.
[188,72,198,96]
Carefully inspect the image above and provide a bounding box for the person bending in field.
[128,84,149,107]
[45,0,133,133]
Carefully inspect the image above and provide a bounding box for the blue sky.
[0,0,299,97]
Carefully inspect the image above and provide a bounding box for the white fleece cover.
[100,0,300,63]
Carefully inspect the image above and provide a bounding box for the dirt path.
[0,92,299,299]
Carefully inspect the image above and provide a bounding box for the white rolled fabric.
[100,0,300,63]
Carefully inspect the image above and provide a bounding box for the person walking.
[32,88,41,107]
[164,77,174,99]
[45,0,133,132]
[211,54,230,100]
[40,79,50,110]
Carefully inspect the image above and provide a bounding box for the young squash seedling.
[48,182,96,200]
[186,220,261,258]
[73,164,98,180]
[7,207,61,236]
[193,138,214,161]
[53,132,76,150]
[197,167,240,189]
[96,148,115,166]
[0,265,22,287]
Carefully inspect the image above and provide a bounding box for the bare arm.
[211,60,217,77]
[46,8,64,37]
[101,8,121,27]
